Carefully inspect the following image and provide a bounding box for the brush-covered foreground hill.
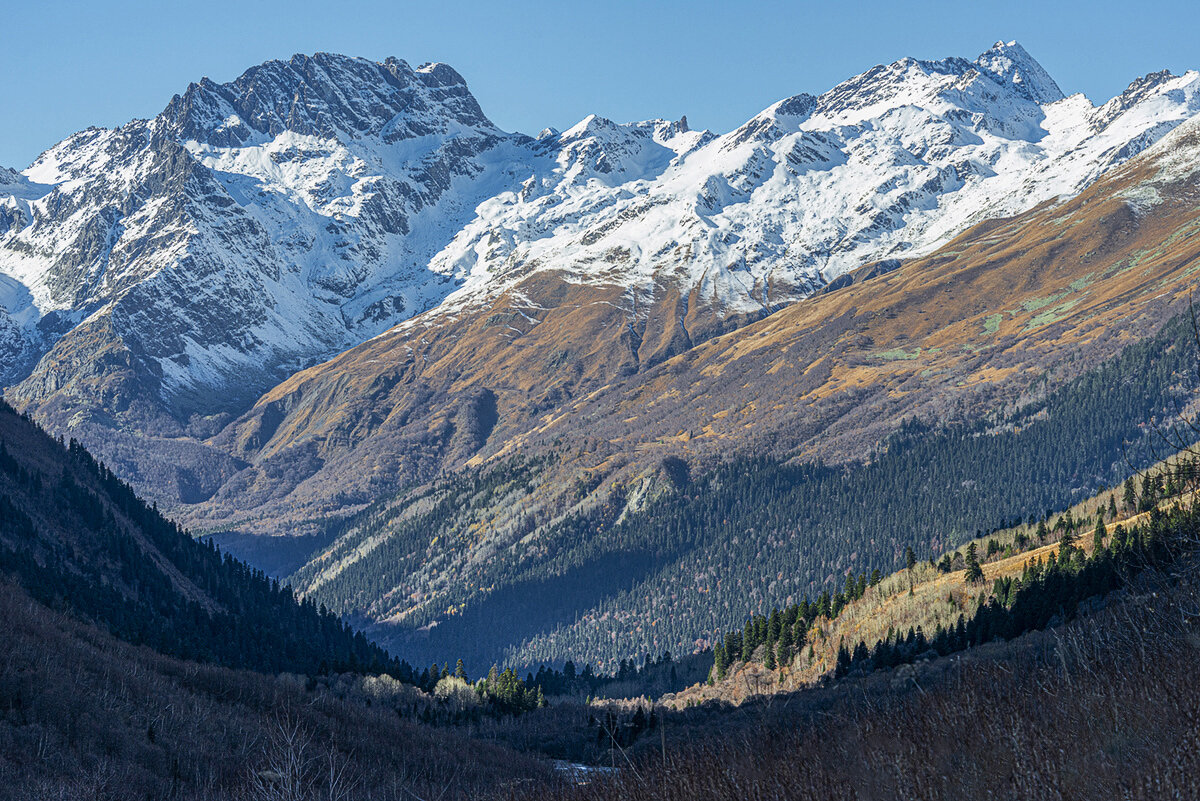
[523,492,1200,801]
[0,579,550,801]
[272,117,1200,671]
[0,400,567,799]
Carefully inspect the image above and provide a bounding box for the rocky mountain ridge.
[2,41,1199,517]
[278,117,1200,667]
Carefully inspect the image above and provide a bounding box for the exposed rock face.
[2,44,1199,518]
[0,55,522,421]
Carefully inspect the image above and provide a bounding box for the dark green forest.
[298,312,1199,671]
[0,400,402,678]
[0,400,652,709]
[713,466,1199,682]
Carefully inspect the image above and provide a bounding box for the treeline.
[712,577,874,679]
[835,499,1197,679]
[529,651,679,697]
[295,311,1198,671]
[0,400,402,678]
[414,650,680,704]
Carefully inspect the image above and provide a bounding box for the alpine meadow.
[3,11,1200,799]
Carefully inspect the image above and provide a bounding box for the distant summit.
[974,40,1065,104]
[161,52,493,146]
[1,42,1198,525]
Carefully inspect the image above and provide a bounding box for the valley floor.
[0,579,552,801]
[8,520,1198,800]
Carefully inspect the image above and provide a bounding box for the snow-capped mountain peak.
[2,44,1199,430]
[0,53,529,399]
[974,40,1065,104]
[160,53,497,148]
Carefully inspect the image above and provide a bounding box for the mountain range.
[3,41,1200,668]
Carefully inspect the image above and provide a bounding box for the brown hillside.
[181,120,1200,537]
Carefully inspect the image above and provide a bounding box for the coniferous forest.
[0,398,404,676]
[297,311,1199,669]
[6,20,1200,800]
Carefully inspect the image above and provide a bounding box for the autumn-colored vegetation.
[510,494,1200,801]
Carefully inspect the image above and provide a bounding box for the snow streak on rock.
[2,44,1199,416]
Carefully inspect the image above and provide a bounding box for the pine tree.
[834,640,851,678]
[905,546,917,571]
[793,619,808,651]
[1111,524,1127,553]
[724,632,740,665]
[1060,524,1076,552]
[1108,494,1118,520]
[831,591,846,618]
[1093,516,1107,551]
[778,623,794,665]
[1124,477,1138,512]
[713,642,728,680]
[965,543,984,583]
[851,640,871,671]
[1140,474,1157,512]
[767,608,782,644]
[454,658,468,681]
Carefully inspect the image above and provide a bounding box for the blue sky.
[3,0,1199,167]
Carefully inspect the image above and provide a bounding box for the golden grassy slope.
[668,463,1195,709]
[544,148,1200,468]
[180,121,1200,537]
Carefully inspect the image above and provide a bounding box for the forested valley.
[298,311,1200,670]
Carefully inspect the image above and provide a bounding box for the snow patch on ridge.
[2,44,1200,411]
[975,40,1065,104]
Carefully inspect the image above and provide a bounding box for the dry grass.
[507,556,1200,801]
